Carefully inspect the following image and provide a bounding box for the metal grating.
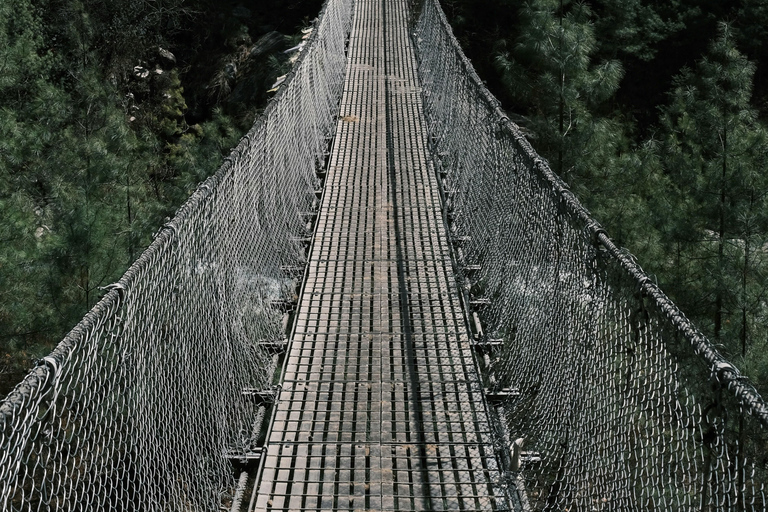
[250,0,507,510]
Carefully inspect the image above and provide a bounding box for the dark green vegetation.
[0,0,322,396]
[443,0,768,395]
[4,0,768,403]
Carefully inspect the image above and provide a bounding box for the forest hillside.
[2,0,768,401]
[0,0,322,396]
[441,0,768,397]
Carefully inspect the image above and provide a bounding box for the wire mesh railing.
[3,0,768,509]
[0,0,352,509]
[413,0,768,509]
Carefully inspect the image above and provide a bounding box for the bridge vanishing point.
[2,0,768,511]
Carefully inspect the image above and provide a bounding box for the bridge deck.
[251,0,505,510]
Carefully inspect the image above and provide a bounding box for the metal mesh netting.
[0,0,352,509]
[413,0,768,510]
[3,0,768,509]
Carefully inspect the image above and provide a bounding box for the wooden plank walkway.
[250,0,506,510]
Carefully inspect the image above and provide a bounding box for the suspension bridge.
[2,0,768,510]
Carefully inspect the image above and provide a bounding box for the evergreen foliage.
[655,23,768,369]
[443,0,768,396]
[591,0,672,61]
[0,0,320,396]
[494,0,625,199]
[4,0,768,399]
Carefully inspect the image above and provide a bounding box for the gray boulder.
[250,31,285,59]
[158,47,177,68]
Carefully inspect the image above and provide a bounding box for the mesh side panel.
[0,0,352,509]
[2,0,767,510]
[414,0,768,510]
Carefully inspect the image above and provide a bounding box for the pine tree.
[0,0,163,385]
[736,0,768,115]
[591,0,671,62]
[0,0,66,385]
[494,0,625,198]
[0,0,49,102]
[658,23,768,358]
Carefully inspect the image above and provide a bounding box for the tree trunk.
[127,172,134,262]
[741,236,749,356]
[714,118,727,341]
[558,0,565,181]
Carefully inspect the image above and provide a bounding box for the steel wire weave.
[2,0,768,510]
[0,0,352,509]
[414,0,768,510]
